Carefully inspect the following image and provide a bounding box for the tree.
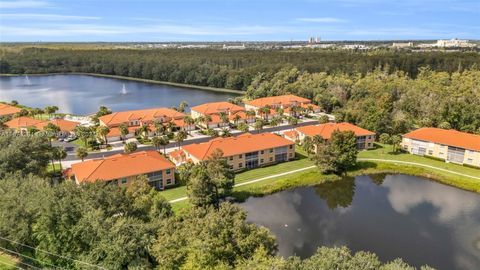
[390,135,402,153]
[246,109,256,121]
[52,146,67,170]
[96,125,110,145]
[152,203,276,269]
[151,136,162,151]
[318,115,329,124]
[206,149,235,205]
[237,122,249,133]
[203,114,212,129]
[314,130,358,175]
[438,121,451,130]
[138,124,151,139]
[259,106,270,121]
[287,116,298,127]
[175,130,188,149]
[379,133,390,153]
[254,119,264,133]
[43,122,60,146]
[124,142,137,153]
[119,123,129,141]
[76,147,88,161]
[75,125,94,147]
[219,112,229,126]
[0,133,51,178]
[183,116,195,134]
[221,128,231,137]
[233,114,242,125]
[154,121,165,136]
[269,116,280,133]
[178,101,188,113]
[302,136,314,155]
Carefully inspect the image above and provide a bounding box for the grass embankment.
[0,252,18,270]
[164,144,480,213]
[0,73,245,95]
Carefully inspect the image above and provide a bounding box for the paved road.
[62,120,318,161]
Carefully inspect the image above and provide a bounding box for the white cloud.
[297,17,348,23]
[0,0,50,8]
[0,13,100,21]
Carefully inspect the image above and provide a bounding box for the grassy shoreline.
[169,145,480,212]
[0,72,245,95]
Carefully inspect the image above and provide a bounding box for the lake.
[241,174,480,270]
[0,74,239,115]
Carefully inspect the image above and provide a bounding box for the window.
[166,179,172,185]
[238,163,243,168]
[229,165,234,169]
[166,169,171,175]
[467,158,473,164]
[269,157,273,162]
[260,159,264,163]
[121,178,127,184]
[289,153,293,157]
[367,143,371,147]
[229,156,233,161]
[260,150,264,154]
[289,145,293,149]
[428,150,433,155]
[239,154,243,158]
[269,149,273,153]
[439,152,444,155]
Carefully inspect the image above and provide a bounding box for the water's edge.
[0,72,245,95]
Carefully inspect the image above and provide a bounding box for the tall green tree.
[314,130,358,175]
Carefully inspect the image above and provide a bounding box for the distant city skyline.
[0,0,479,42]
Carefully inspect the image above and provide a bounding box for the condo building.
[402,128,480,167]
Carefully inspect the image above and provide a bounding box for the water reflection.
[0,75,238,115]
[241,174,480,270]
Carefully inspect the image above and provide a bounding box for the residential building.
[98,107,189,141]
[66,151,176,190]
[289,122,376,150]
[392,42,414,48]
[401,128,480,167]
[4,116,79,135]
[0,103,21,117]
[190,101,245,128]
[245,94,320,118]
[173,133,296,170]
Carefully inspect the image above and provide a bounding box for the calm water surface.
[0,75,239,115]
[241,174,480,270]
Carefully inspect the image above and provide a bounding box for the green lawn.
[161,143,480,212]
[0,252,18,270]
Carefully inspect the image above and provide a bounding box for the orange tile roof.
[70,151,175,184]
[4,116,46,129]
[107,126,138,137]
[296,122,375,139]
[182,132,294,161]
[283,130,299,140]
[99,107,185,126]
[228,111,248,120]
[0,104,22,116]
[169,149,186,160]
[246,94,311,108]
[50,119,80,132]
[403,128,480,152]
[191,102,244,115]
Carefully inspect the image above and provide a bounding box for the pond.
[241,174,480,270]
[0,74,239,115]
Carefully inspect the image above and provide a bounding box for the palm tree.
[44,106,54,118]
[221,128,232,137]
[154,121,165,136]
[138,125,151,139]
[302,136,314,155]
[152,136,162,151]
[233,114,242,125]
[254,119,264,133]
[43,123,60,146]
[269,117,279,133]
[166,121,176,133]
[175,130,188,149]
[203,114,212,129]
[119,123,129,141]
[159,136,169,154]
[259,107,270,121]
[75,125,93,148]
[219,112,229,127]
[76,147,88,161]
[287,116,298,127]
[178,101,189,113]
[275,107,284,117]
[183,116,195,134]
[307,105,314,116]
[53,147,67,170]
[96,125,110,146]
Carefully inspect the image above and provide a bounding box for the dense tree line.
[246,67,480,134]
[1,47,479,90]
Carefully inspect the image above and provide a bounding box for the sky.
[0,0,479,42]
